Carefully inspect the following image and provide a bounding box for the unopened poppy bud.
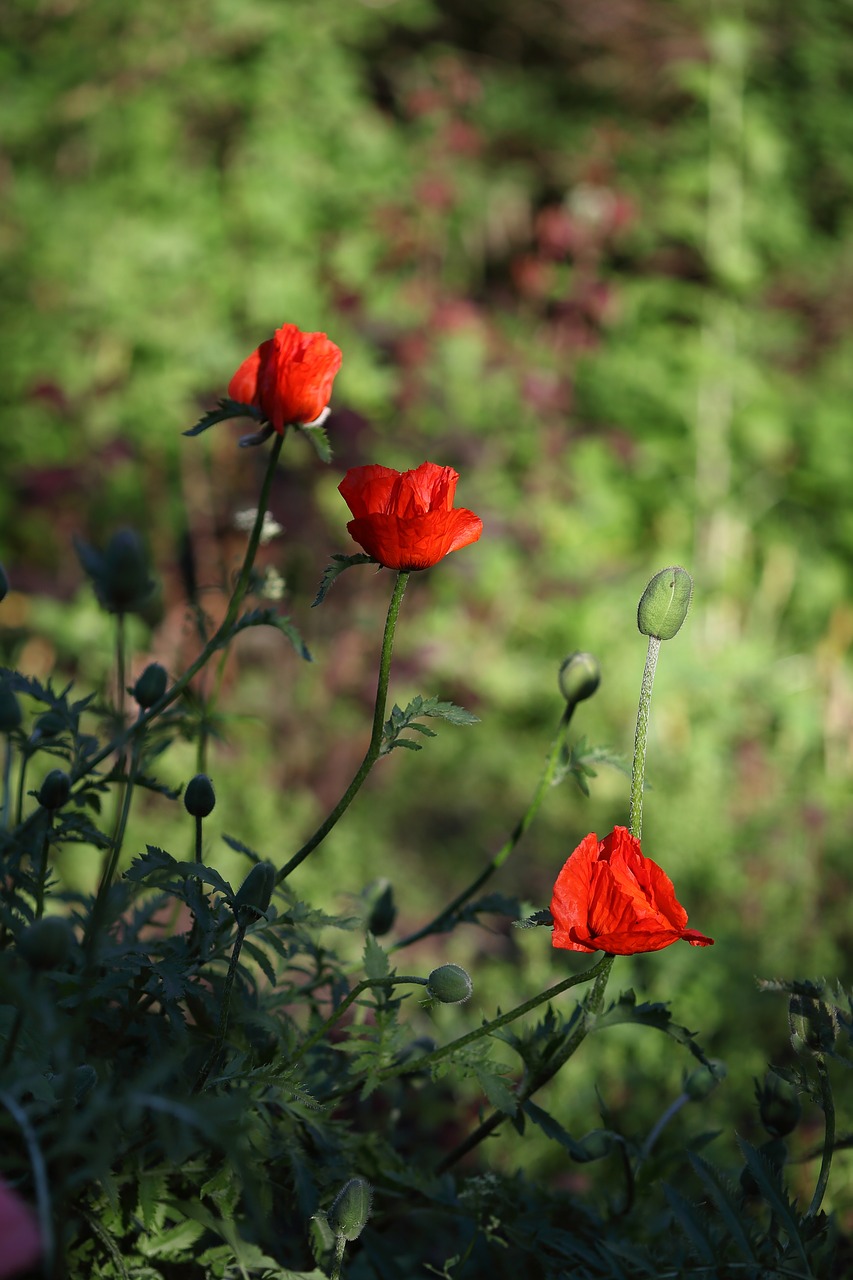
[72,1064,98,1105]
[38,769,70,811]
[132,663,168,709]
[573,1130,616,1163]
[684,1059,726,1101]
[233,862,275,926]
[0,681,22,733]
[328,1178,372,1242]
[17,915,76,970]
[0,562,8,603]
[363,878,397,936]
[637,566,694,640]
[184,773,216,818]
[426,963,473,1004]
[757,1071,801,1137]
[558,652,601,705]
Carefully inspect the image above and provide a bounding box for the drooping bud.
[426,963,473,1005]
[637,566,694,640]
[17,916,76,970]
[328,1178,373,1242]
[184,774,216,818]
[684,1059,726,1102]
[131,663,168,709]
[757,1071,801,1137]
[0,679,22,733]
[363,878,397,936]
[233,862,275,927]
[558,652,601,705]
[37,769,70,811]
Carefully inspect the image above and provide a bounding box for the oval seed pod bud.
[131,662,168,709]
[363,878,397,936]
[426,963,473,1005]
[184,773,216,818]
[17,916,76,971]
[233,862,275,926]
[328,1178,373,1242]
[558,652,601,705]
[757,1071,801,1138]
[684,1059,726,1102]
[0,680,22,733]
[637,566,694,640]
[100,529,156,615]
[38,769,70,812]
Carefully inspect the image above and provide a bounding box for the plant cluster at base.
[0,324,846,1279]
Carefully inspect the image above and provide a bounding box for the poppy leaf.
[312,554,375,607]
[184,398,266,437]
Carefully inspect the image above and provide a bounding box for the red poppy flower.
[551,826,714,956]
[339,461,483,571]
[228,323,342,433]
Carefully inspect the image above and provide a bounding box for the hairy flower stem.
[68,431,285,789]
[194,925,247,1092]
[629,636,661,840]
[807,1054,835,1218]
[291,975,428,1068]
[434,956,615,1173]
[330,1238,347,1280]
[332,953,612,1103]
[392,702,577,951]
[276,571,410,884]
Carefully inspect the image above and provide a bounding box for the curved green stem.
[84,736,141,951]
[807,1054,835,1218]
[276,571,410,884]
[434,955,615,1172]
[629,636,660,840]
[1,734,13,830]
[335,953,612,1102]
[195,925,247,1092]
[291,974,428,1067]
[69,432,285,790]
[392,702,577,951]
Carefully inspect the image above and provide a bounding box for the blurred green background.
[3,0,853,1217]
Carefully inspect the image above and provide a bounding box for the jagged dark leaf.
[312,554,374,607]
[296,421,332,462]
[183,398,265,437]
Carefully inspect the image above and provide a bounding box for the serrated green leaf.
[363,932,390,981]
[312,554,374,606]
[737,1138,810,1269]
[687,1153,757,1262]
[297,421,332,462]
[184,397,265,437]
[523,1099,589,1158]
[222,609,311,661]
[662,1183,717,1265]
[474,1064,517,1115]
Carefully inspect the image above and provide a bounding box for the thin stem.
[629,636,660,840]
[330,1237,347,1280]
[1,735,13,830]
[807,1054,835,1218]
[68,432,285,789]
[435,955,615,1173]
[276,571,410,884]
[34,814,54,921]
[393,702,577,951]
[638,1091,690,1167]
[195,925,247,1092]
[195,814,203,862]
[84,737,141,952]
[341,954,612,1101]
[16,749,28,826]
[291,975,428,1068]
[115,612,127,751]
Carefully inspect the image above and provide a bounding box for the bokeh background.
[3,0,853,1215]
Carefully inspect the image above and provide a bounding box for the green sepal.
[184,398,266,437]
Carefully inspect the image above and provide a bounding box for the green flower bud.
[38,769,70,811]
[72,1064,98,1105]
[17,915,76,970]
[363,878,397,936]
[426,963,473,1005]
[233,862,275,926]
[0,680,22,733]
[0,562,8,603]
[572,1130,616,1163]
[558,652,601,705]
[637,566,694,640]
[131,662,168,709]
[184,773,216,818]
[328,1178,373,1242]
[684,1059,726,1102]
[75,529,156,616]
[757,1071,801,1138]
